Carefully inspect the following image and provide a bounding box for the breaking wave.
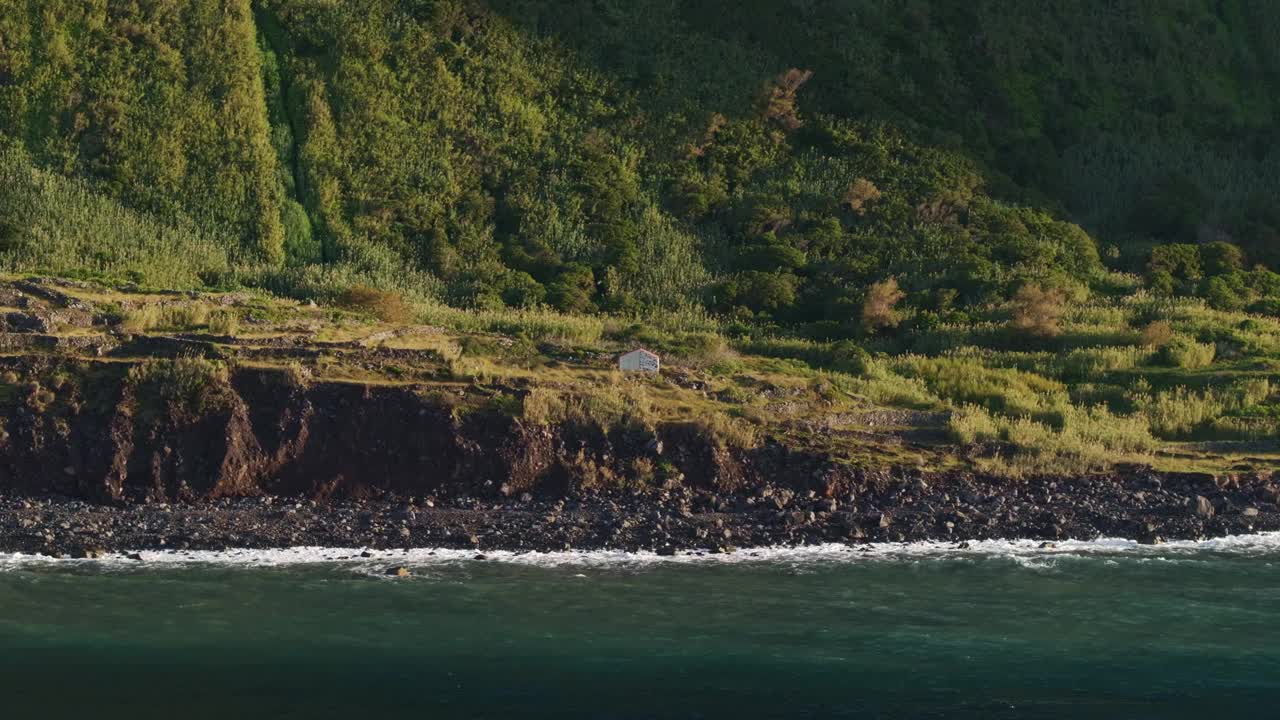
[4,532,1280,572]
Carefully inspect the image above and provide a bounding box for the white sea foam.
[4,531,1280,572]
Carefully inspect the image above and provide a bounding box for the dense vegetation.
[1,0,1278,472]
[0,0,284,262]
[5,0,1279,323]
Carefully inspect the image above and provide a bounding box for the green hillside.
[0,0,284,263]
[4,1,1279,325]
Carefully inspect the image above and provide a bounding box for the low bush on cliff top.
[120,303,212,334]
[337,286,413,324]
[693,412,761,451]
[522,380,655,435]
[207,309,241,337]
[1130,379,1273,440]
[126,357,232,422]
[949,403,1158,475]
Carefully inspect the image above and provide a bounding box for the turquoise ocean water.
[2,538,1279,719]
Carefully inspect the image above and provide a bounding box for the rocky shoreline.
[3,468,1277,558]
[2,348,1278,559]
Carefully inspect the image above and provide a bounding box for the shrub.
[522,381,655,434]
[419,304,604,345]
[1131,379,1272,438]
[1203,274,1250,311]
[283,362,313,390]
[1148,243,1203,287]
[862,278,906,333]
[1201,241,1245,276]
[897,356,1065,418]
[1209,415,1280,441]
[694,412,760,450]
[546,265,598,313]
[1132,386,1225,438]
[830,341,871,375]
[666,332,735,367]
[337,286,412,323]
[843,178,882,215]
[126,356,231,422]
[120,303,211,333]
[1056,346,1151,380]
[1158,338,1216,369]
[24,382,57,412]
[733,337,864,372]
[1249,297,1280,317]
[948,405,1000,444]
[208,309,240,336]
[1139,320,1175,348]
[120,306,161,334]
[1009,284,1066,338]
[167,304,211,331]
[282,199,320,264]
[991,405,1156,474]
[849,363,939,409]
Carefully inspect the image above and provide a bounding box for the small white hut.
[619,348,660,373]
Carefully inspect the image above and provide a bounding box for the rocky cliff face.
[0,358,769,505]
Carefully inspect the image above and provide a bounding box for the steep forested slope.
[2,0,1279,332]
[0,0,284,262]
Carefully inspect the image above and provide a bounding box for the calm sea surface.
[2,539,1279,719]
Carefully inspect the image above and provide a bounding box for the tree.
[1009,284,1066,338]
[843,178,882,216]
[1203,274,1249,311]
[861,278,906,332]
[1148,244,1202,294]
[757,68,814,133]
[1201,241,1244,276]
[547,264,597,313]
[716,271,798,314]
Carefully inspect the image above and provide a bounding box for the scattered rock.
[1195,495,1215,518]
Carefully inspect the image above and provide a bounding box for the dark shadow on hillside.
[484,0,1280,236]
[482,0,984,141]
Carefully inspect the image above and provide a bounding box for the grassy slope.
[7,1,1280,313]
